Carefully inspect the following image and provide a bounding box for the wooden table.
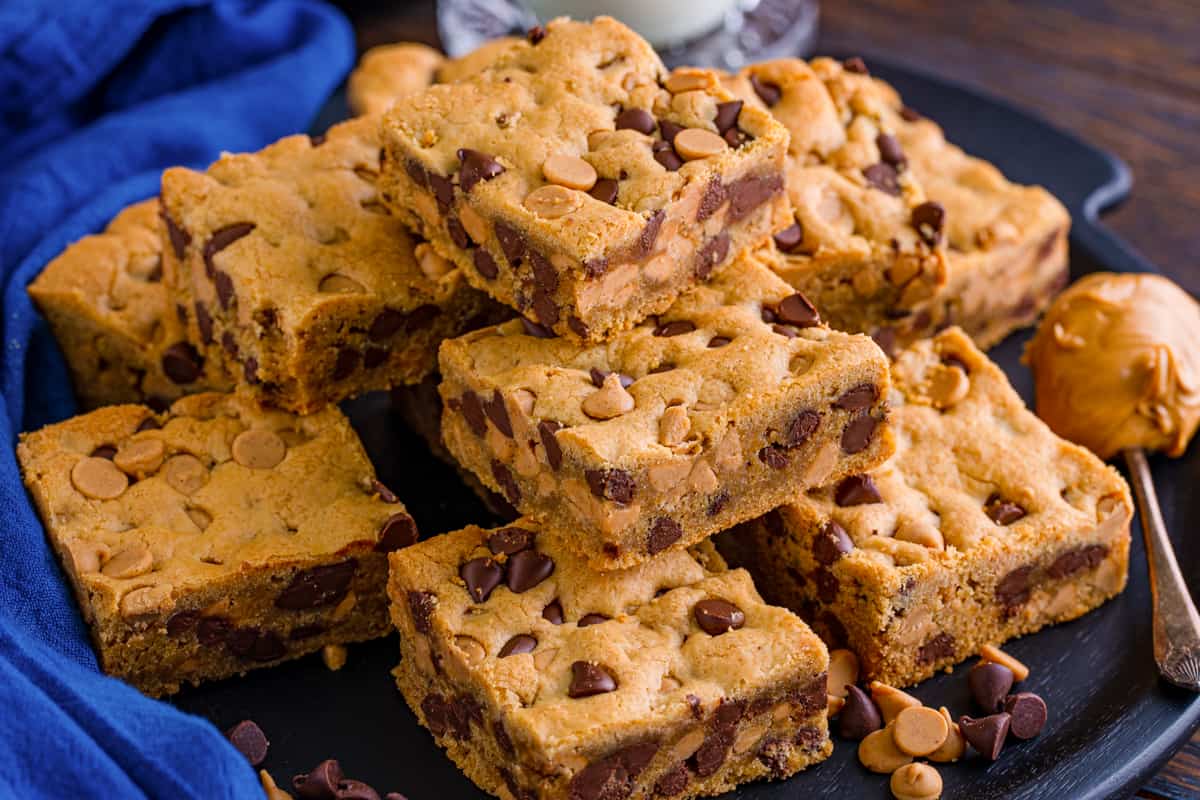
[333,1,1200,795]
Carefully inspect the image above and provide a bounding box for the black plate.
[176,58,1200,800]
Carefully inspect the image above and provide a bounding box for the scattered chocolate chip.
[773,222,805,253]
[585,468,635,505]
[985,494,1027,525]
[813,521,853,565]
[446,216,471,249]
[658,120,684,143]
[578,613,610,627]
[694,232,730,279]
[569,661,617,698]
[843,56,869,74]
[460,557,503,603]
[1004,693,1047,739]
[482,390,513,437]
[363,347,388,369]
[371,480,399,504]
[537,420,564,469]
[227,627,286,662]
[638,210,665,256]
[1047,544,1107,579]
[542,600,564,625]
[488,526,535,555]
[337,779,382,800]
[814,567,839,603]
[567,316,590,339]
[491,460,521,505]
[293,758,343,798]
[654,319,695,337]
[226,720,269,766]
[834,383,878,411]
[758,445,790,469]
[714,100,743,134]
[166,610,198,637]
[203,223,255,278]
[220,331,238,357]
[375,513,418,552]
[615,108,656,135]
[917,632,956,665]
[289,624,325,640]
[589,368,633,389]
[900,106,923,122]
[520,316,555,338]
[841,413,879,454]
[654,763,690,797]
[692,701,745,776]
[91,444,117,460]
[457,149,504,192]
[959,713,1011,760]
[527,24,545,43]
[473,249,499,279]
[506,549,554,593]
[213,270,236,310]
[749,75,782,107]
[838,685,883,740]
[194,302,214,344]
[330,348,359,381]
[428,172,454,210]
[786,409,821,447]
[693,599,745,636]
[912,201,946,247]
[499,634,537,658]
[775,292,820,327]
[587,178,619,205]
[996,565,1034,610]
[876,133,906,168]
[648,517,683,554]
[407,591,436,633]
[727,173,784,222]
[197,616,231,646]
[863,163,901,196]
[160,206,190,259]
[697,177,728,222]
[835,474,882,506]
[653,144,683,171]
[459,390,487,436]
[707,335,731,348]
[569,743,657,800]
[708,490,730,516]
[275,560,357,610]
[969,662,1015,713]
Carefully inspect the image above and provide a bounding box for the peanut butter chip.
[415,242,453,279]
[186,508,212,531]
[524,185,582,219]
[71,457,128,500]
[113,439,165,477]
[927,707,965,763]
[980,643,1030,681]
[890,762,943,800]
[318,273,366,293]
[926,363,969,409]
[870,681,922,724]
[658,405,691,447]
[164,454,208,495]
[119,584,170,618]
[101,544,153,579]
[673,128,727,161]
[892,706,949,756]
[858,725,913,774]
[664,70,712,93]
[322,643,348,671]
[828,649,860,698]
[232,429,286,469]
[455,635,486,665]
[582,373,636,420]
[543,154,597,191]
[260,769,291,800]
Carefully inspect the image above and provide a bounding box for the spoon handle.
[1124,447,1200,691]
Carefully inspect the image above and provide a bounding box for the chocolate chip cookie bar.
[378,17,792,343]
[159,115,494,414]
[388,520,831,800]
[28,200,232,410]
[17,393,418,696]
[347,43,446,116]
[728,57,1070,353]
[438,243,894,571]
[719,328,1132,687]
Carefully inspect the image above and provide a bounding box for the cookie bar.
[348,43,445,116]
[438,243,894,570]
[728,57,1070,352]
[17,393,418,696]
[159,115,493,413]
[379,17,792,342]
[28,200,231,410]
[388,521,831,800]
[719,328,1132,687]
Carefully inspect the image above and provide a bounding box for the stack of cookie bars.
[18,16,1132,800]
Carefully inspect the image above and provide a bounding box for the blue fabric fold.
[0,2,354,797]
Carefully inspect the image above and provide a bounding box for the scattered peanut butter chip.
[415,242,453,279]
[101,543,153,579]
[524,184,581,219]
[658,405,691,447]
[828,649,859,699]
[186,507,213,531]
[893,519,944,550]
[673,128,727,160]
[70,541,111,574]
[259,769,292,800]
[664,69,712,93]
[232,429,286,469]
[119,584,170,618]
[927,707,966,763]
[454,635,486,665]
[543,154,597,191]
[582,373,636,420]
[926,363,969,409]
[890,762,942,800]
[892,706,949,757]
[164,454,209,495]
[980,643,1030,681]
[869,680,922,724]
[71,457,129,499]
[858,725,913,774]
[113,438,165,477]
[318,273,366,293]
[322,643,348,671]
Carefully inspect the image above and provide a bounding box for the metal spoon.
[1124,447,1200,691]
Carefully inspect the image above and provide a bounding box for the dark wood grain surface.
[332,1,1200,795]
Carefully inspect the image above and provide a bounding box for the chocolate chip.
[959,713,1011,760]
[638,210,665,257]
[491,460,521,505]
[589,368,633,389]
[786,409,821,447]
[1004,693,1047,739]
[538,420,564,469]
[775,292,820,327]
[1047,544,1107,579]
[527,24,545,43]
[813,521,853,565]
[917,632,956,665]
[488,526,535,555]
[446,216,471,249]
[226,720,269,766]
[707,336,731,348]
[203,223,255,278]
[195,302,214,344]
[834,383,878,411]
[275,559,357,610]
[483,390,512,437]
[542,600,564,625]
[363,347,388,369]
[367,309,405,343]
[694,599,745,636]
[653,144,683,171]
[227,627,285,662]
[473,249,499,279]
[758,445,790,469]
[421,694,450,736]
[290,624,325,640]
[841,413,879,454]
[714,100,743,134]
[568,317,590,339]
[213,270,235,310]
[749,75,782,107]
[692,701,745,776]
[159,342,204,385]
[843,56,869,74]
[900,106,923,122]
[654,763,689,797]
[337,779,382,800]
[658,120,684,143]
[404,159,428,188]
[727,173,784,222]
[375,513,418,552]
[911,201,946,247]
[370,480,399,504]
[166,610,198,637]
[197,616,231,646]
[506,549,554,593]
[694,232,730,280]
[494,221,526,266]
[455,390,487,437]
[578,613,610,627]
[839,685,883,740]
[569,743,657,800]
[499,634,537,657]
[615,108,655,135]
[460,557,503,603]
[428,172,454,210]
[585,468,635,505]
[814,567,839,603]
[654,319,695,337]
[457,149,504,193]
[708,490,730,517]
[330,348,359,381]
[697,177,727,222]
[407,591,436,633]
[569,661,617,698]
[834,474,881,506]
[520,316,555,338]
[863,163,901,196]
[160,206,190,259]
[773,222,805,253]
[985,494,1027,525]
[220,331,238,357]
[996,565,1034,610]
[648,517,682,554]
[588,178,619,205]
[876,133,906,169]
[969,662,1015,713]
[293,759,343,798]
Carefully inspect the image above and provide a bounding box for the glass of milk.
[524,0,739,46]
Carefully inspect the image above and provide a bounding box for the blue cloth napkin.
[0,2,353,797]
